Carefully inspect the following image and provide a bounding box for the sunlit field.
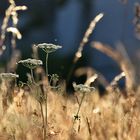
[0,0,140,140]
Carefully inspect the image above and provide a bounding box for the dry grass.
[1,1,140,140]
[91,41,137,93]
[0,0,27,53]
[0,81,140,140]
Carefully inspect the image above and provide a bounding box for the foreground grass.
[0,82,140,140]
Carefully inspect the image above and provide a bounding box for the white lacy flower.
[73,82,95,93]
[18,58,43,69]
[0,73,19,79]
[36,43,62,53]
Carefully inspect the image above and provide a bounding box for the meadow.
[0,0,140,140]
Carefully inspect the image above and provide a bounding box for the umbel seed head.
[18,58,43,69]
[36,43,62,53]
[73,82,95,93]
[0,73,19,80]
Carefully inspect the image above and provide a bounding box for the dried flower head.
[50,74,59,87]
[73,82,95,93]
[51,74,59,81]
[18,58,43,69]
[36,43,62,53]
[0,73,19,80]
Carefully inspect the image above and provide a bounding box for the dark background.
[0,0,140,84]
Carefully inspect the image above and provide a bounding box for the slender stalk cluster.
[0,0,27,54]
[73,83,95,121]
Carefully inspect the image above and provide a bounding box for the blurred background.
[0,0,140,85]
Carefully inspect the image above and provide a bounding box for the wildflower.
[36,43,62,53]
[51,74,59,83]
[73,82,95,93]
[18,58,43,69]
[0,73,19,79]
[73,83,95,122]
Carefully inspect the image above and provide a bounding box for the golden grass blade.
[74,13,104,63]
[75,67,109,87]
[107,72,125,92]
[0,0,27,53]
[110,72,125,86]
[67,14,104,85]
[85,74,98,86]
[91,41,136,93]
[7,27,22,39]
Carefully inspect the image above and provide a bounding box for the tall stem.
[45,53,49,139]
[72,92,86,132]
[39,101,46,140]
[46,53,48,78]
[44,93,47,139]
[76,93,85,118]
[30,69,34,83]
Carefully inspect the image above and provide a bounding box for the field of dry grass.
[0,77,140,140]
[0,0,140,140]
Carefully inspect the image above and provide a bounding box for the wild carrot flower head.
[36,43,62,53]
[73,82,95,93]
[18,58,43,69]
[51,74,59,81]
[0,73,19,80]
